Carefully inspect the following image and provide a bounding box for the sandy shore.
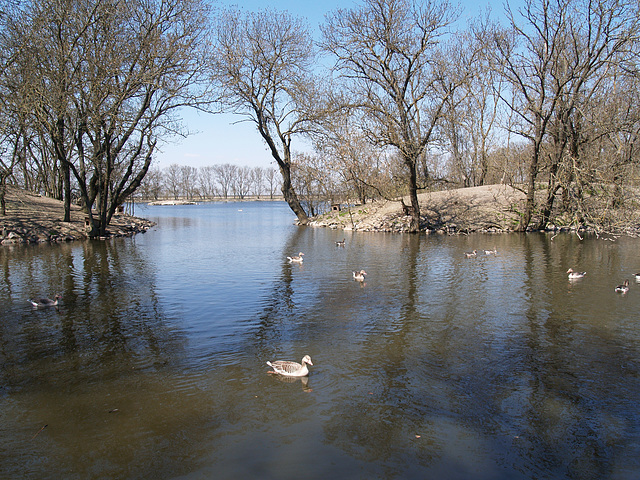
[311,184,526,234]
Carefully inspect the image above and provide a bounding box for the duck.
[483,247,497,255]
[464,250,477,258]
[287,252,304,263]
[29,294,61,307]
[635,273,640,282]
[615,279,630,294]
[567,268,586,279]
[335,239,345,247]
[267,355,313,377]
[353,270,367,282]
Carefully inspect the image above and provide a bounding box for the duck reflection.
[270,373,312,392]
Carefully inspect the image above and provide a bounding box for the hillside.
[0,185,155,246]
[310,184,527,233]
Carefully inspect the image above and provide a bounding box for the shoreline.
[2,183,634,246]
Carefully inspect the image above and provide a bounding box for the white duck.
[353,270,367,282]
[335,239,346,247]
[615,279,630,294]
[267,355,313,377]
[484,247,497,255]
[287,252,304,263]
[567,268,586,279]
[29,295,61,307]
[464,250,477,258]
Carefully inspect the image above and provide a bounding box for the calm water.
[2,201,640,479]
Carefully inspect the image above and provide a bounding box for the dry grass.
[314,184,525,232]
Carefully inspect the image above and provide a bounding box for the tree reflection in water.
[2,205,640,479]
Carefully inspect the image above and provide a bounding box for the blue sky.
[155,0,516,170]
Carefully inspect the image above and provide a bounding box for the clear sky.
[154,0,515,170]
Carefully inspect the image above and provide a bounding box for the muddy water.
[1,202,640,479]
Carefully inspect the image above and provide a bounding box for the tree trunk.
[521,156,537,231]
[0,180,6,216]
[259,123,309,225]
[62,161,71,222]
[538,181,562,230]
[406,157,421,233]
[279,162,309,225]
[54,117,72,222]
[521,130,544,231]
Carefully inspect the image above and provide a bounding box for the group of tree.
[140,163,281,201]
[0,0,211,235]
[1,0,639,235]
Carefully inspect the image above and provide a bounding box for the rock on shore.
[0,185,155,246]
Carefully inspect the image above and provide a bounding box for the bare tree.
[232,165,252,199]
[293,152,338,216]
[251,166,265,198]
[322,0,468,232]
[139,166,163,201]
[491,0,639,230]
[164,164,182,200]
[179,165,199,200]
[265,167,279,199]
[5,0,212,235]
[198,165,217,198]
[213,163,236,199]
[441,17,503,188]
[210,7,324,224]
[314,111,391,204]
[3,0,91,220]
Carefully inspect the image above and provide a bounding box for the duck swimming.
[29,295,61,308]
[615,279,630,294]
[335,239,345,247]
[267,355,313,377]
[353,270,367,282]
[287,252,304,263]
[567,268,586,279]
[464,250,477,258]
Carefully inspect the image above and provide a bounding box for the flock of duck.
[567,268,640,293]
[464,247,635,294]
[31,241,633,379]
[566,267,636,294]
[286,240,367,284]
[463,247,498,258]
[270,238,369,377]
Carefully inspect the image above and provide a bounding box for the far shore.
[1,183,629,247]
[143,186,525,235]
[145,196,285,205]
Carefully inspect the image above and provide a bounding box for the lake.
[1,201,640,479]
